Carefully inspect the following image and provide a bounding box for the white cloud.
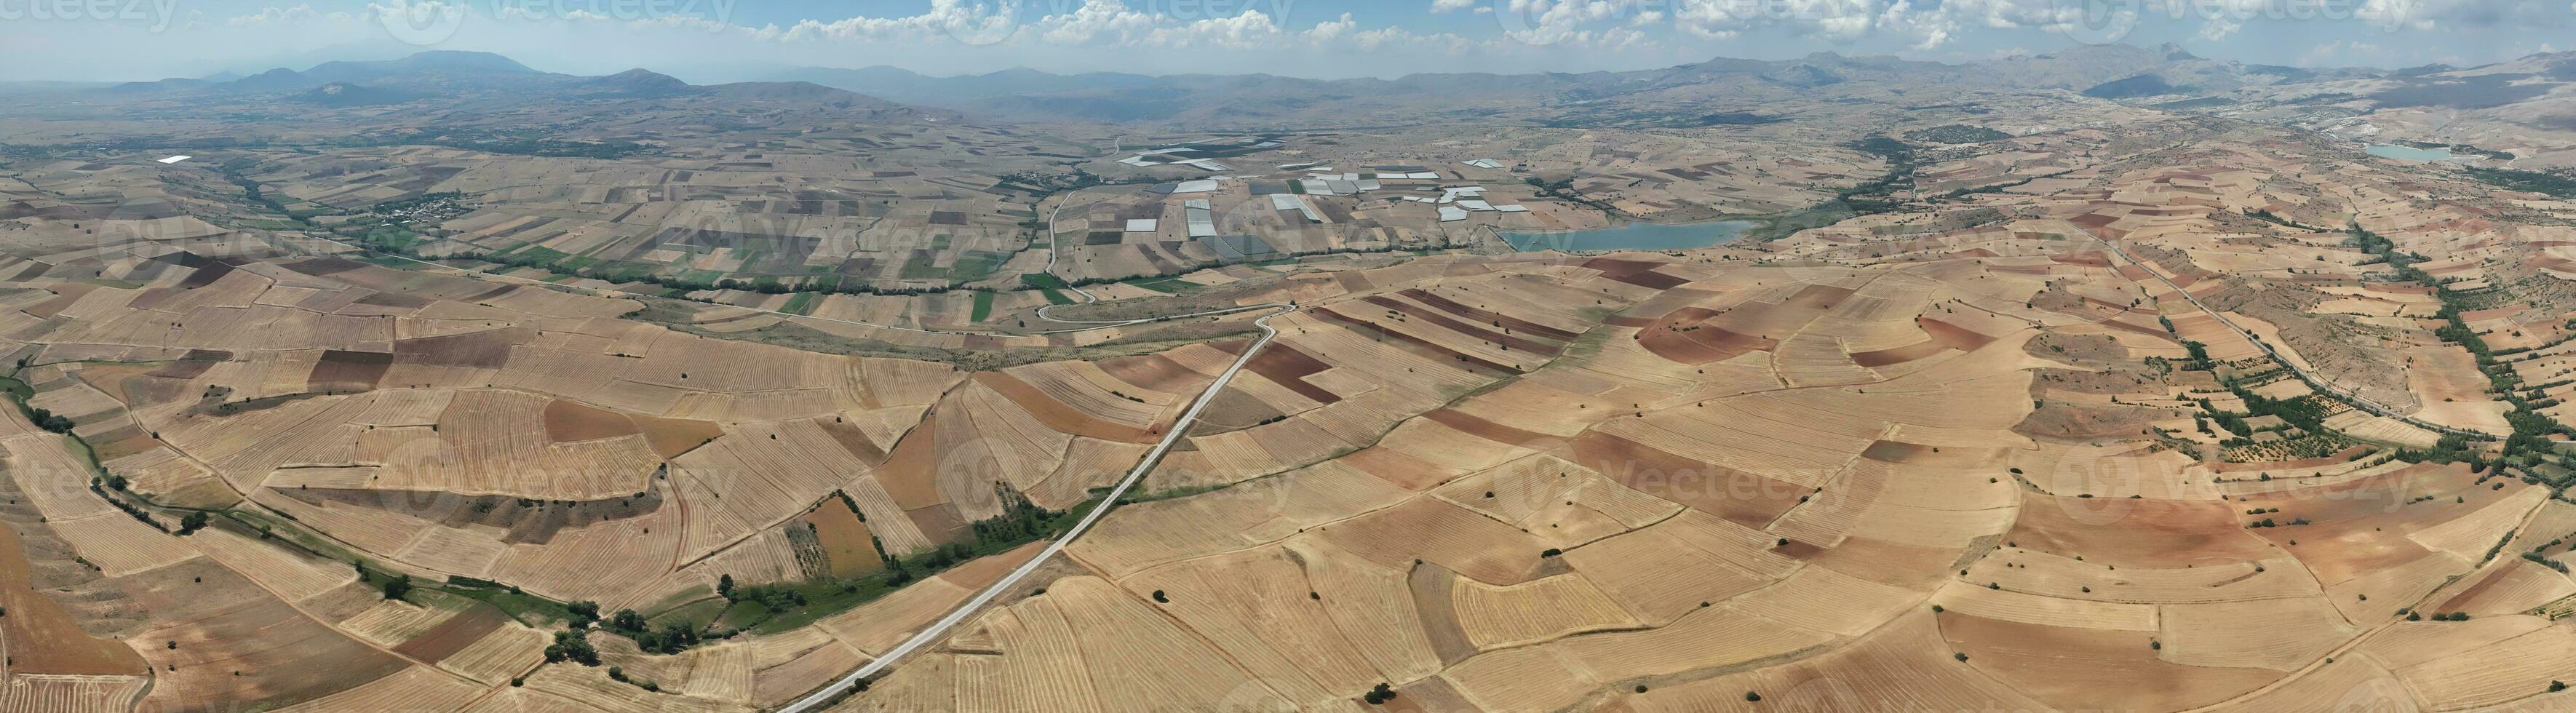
[2198,16,2242,40]
[2360,0,2572,31]
[1036,0,1161,44]
[1307,13,1359,41]
[1431,0,1481,13]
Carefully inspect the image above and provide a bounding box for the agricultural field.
[17,39,2576,713]
[832,119,2576,712]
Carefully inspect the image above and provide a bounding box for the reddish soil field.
[873,413,950,511]
[92,431,162,462]
[1241,343,1341,404]
[1340,446,1466,490]
[147,353,226,379]
[1405,563,1477,665]
[1857,440,1940,463]
[1850,340,1949,367]
[391,604,510,662]
[2236,466,2500,581]
[1781,284,1857,309]
[1311,307,1526,374]
[541,398,641,442]
[1917,316,1997,350]
[904,503,970,547]
[72,362,157,403]
[175,261,239,289]
[20,283,96,318]
[1423,409,1562,450]
[1774,539,1828,559]
[1097,353,1205,394]
[816,418,888,464]
[800,498,882,577]
[2003,495,2275,566]
[1580,258,1693,289]
[354,292,433,308]
[306,349,393,393]
[1361,295,1564,354]
[634,414,725,460]
[1940,611,2274,710]
[974,372,1153,443]
[138,597,412,710]
[1195,387,1289,431]
[1637,308,1778,364]
[392,328,530,368]
[2096,316,2180,341]
[1399,288,1581,340]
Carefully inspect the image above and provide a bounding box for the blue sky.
[4,0,2571,81]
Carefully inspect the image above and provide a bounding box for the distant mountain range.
[739,43,2396,127]
[79,50,947,125]
[14,44,2576,156]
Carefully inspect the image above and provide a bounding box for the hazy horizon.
[4,0,2569,84]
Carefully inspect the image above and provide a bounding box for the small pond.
[1498,220,1760,252]
[2365,143,2457,161]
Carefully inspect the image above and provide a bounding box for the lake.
[2365,143,2457,161]
[1499,220,1759,252]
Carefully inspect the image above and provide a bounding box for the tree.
[653,621,699,654]
[717,574,735,600]
[176,511,210,535]
[381,574,411,601]
[565,601,601,629]
[544,630,600,666]
[611,609,648,632]
[1363,683,1396,705]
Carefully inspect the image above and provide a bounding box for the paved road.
[2056,219,2496,440]
[774,301,1293,712]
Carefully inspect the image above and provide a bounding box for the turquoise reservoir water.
[1499,220,1759,252]
[2366,144,2457,161]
